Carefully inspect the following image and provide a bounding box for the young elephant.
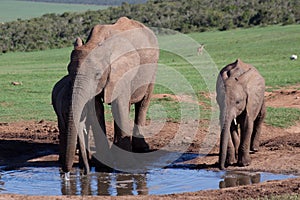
[52,75,91,174]
[216,59,266,169]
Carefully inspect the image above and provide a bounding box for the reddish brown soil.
[265,86,300,109]
[0,86,299,199]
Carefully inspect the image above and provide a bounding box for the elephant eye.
[236,100,240,104]
[95,72,101,80]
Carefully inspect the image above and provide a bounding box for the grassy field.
[0,24,299,127]
[0,0,107,22]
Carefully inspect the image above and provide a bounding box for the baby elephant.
[216,59,266,169]
[52,75,90,174]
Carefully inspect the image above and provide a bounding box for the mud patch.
[266,88,300,109]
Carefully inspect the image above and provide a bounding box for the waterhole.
[0,165,296,196]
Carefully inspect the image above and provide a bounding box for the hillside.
[1,0,300,53]
[0,0,107,22]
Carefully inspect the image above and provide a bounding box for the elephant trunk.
[63,108,78,173]
[219,113,234,170]
[63,77,90,173]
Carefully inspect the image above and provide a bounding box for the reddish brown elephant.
[216,59,266,169]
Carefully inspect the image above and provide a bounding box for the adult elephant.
[57,17,159,174]
[216,59,266,170]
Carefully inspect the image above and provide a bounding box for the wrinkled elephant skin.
[52,17,159,173]
[216,59,266,169]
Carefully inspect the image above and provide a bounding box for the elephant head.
[216,59,265,169]
[62,17,158,174]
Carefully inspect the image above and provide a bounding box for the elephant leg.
[132,84,154,152]
[231,123,240,158]
[58,114,67,164]
[78,129,90,174]
[77,119,90,174]
[227,122,239,165]
[91,95,111,169]
[112,96,132,152]
[251,103,266,152]
[238,116,254,167]
[226,133,236,165]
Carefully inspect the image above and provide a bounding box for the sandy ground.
[0,86,299,199]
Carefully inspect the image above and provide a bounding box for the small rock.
[184,136,192,141]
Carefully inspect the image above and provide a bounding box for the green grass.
[265,107,300,128]
[0,48,72,121]
[0,24,300,126]
[0,0,107,22]
[190,24,300,87]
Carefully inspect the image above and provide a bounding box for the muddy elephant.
[216,59,266,169]
[54,17,159,174]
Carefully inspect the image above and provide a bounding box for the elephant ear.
[244,68,265,117]
[103,37,140,103]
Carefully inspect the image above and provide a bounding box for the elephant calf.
[216,59,266,169]
[52,75,91,174]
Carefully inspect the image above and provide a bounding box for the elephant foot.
[226,147,237,166]
[250,146,259,153]
[226,156,237,166]
[114,136,132,152]
[238,155,251,167]
[132,137,150,153]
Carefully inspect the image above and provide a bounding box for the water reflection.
[219,171,261,188]
[61,170,148,196]
[0,165,296,195]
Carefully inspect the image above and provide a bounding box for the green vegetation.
[1,0,300,53]
[0,0,107,22]
[265,107,300,128]
[0,48,71,121]
[190,24,300,87]
[0,25,299,127]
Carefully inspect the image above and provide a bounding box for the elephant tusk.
[64,172,70,181]
[83,128,88,135]
[234,118,237,126]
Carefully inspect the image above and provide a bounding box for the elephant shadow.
[166,152,219,169]
[0,140,59,170]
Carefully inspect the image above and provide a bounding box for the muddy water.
[0,166,296,196]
